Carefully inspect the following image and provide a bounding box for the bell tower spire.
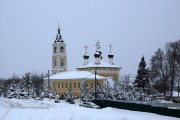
[52,23,67,74]
[55,23,64,43]
[58,22,60,34]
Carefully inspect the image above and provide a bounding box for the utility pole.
[178,79,179,98]
[48,70,50,90]
[27,73,30,98]
[95,68,97,99]
[41,73,43,93]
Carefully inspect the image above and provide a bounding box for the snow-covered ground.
[0,98,179,120]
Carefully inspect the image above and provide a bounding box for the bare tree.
[166,42,178,100]
[150,48,169,96]
[121,74,131,92]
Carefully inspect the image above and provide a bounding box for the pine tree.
[133,56,151,94]
[65,90,75,104]
[80,79,94,101]
[104,79,113,99]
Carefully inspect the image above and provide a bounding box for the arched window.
[60,59,64,67]
[54,46,57,53]
[54,58,56,66]
[74,83,76,88]
[60,46,64,52]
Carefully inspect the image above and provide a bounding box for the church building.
[44,24,121,99]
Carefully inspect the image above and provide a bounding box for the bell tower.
[52,23,67,75]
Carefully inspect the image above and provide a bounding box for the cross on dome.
[84,45,88,54]
[109,44,112,53]
[95,40,101,51]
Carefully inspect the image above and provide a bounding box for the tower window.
[60,59,64,67]
[54,59,57,66]
[62,83,64,88]
[54,47,57,53]
[60,46,64,52]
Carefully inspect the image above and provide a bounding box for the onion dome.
[94,51,101,58]
[108,53,114,58]
[97,50,102,56]
[83,54,89,59]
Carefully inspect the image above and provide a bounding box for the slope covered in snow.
[0,98,179,120]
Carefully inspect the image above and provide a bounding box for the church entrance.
[61,94,64,99]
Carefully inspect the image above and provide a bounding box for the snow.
[44,71,106,80]
[108,53,114,55]
[173,91,180,97]
[0,98,179,120]
[166,91,180,97]
[77,60,121,69]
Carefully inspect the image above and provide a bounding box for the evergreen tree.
[8,84,17,98]
[104,79,113,99]
[65,90,75,104]
[80,79,94,101]
[133,56,151,94]
[54,95,60,103]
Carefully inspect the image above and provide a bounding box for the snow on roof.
[108,53,114,55]
[77,60,121,69]
[44,71,106,80]
[95,51,100,54]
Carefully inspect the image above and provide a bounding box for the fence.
[92,99,180,118]
[150,102,180,108]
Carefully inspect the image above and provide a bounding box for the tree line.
[0,72,48,98]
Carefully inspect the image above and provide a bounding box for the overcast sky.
[0,0,180,78]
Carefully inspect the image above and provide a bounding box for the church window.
[78,83,80,88]
[54,83,55,88]
[60,59,64,67]
[70,83,72,88]
[60,46,64,52]
[62,83,64,88]
[58,83,60,88]
[54,46,57,53]
[74,83,76,88]
[66,83,67,88]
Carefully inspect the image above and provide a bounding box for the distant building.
[44,24,121,99]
